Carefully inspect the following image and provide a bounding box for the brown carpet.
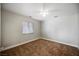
[0,39,79,56]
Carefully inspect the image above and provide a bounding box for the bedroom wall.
[41,4,79,48]
[0,4,1,48]
[77,4,79,48]
[2,9,41,48]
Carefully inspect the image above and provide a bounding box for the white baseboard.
[1,38,39,51]
[42,38,79,49]
[0,47,4,52]
[1,38,79,52]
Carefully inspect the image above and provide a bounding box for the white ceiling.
[2,3,78,21]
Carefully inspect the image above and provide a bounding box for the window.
[22,21,33,34]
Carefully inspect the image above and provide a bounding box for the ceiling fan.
[40,3,49,17]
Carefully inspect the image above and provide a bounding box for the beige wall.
[0,4,1,47]
[41,4,79,48]
[2,9,41,48]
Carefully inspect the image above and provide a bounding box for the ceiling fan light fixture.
[40,11,48,17]
[39,4,49,17]
[40,9,48,17]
